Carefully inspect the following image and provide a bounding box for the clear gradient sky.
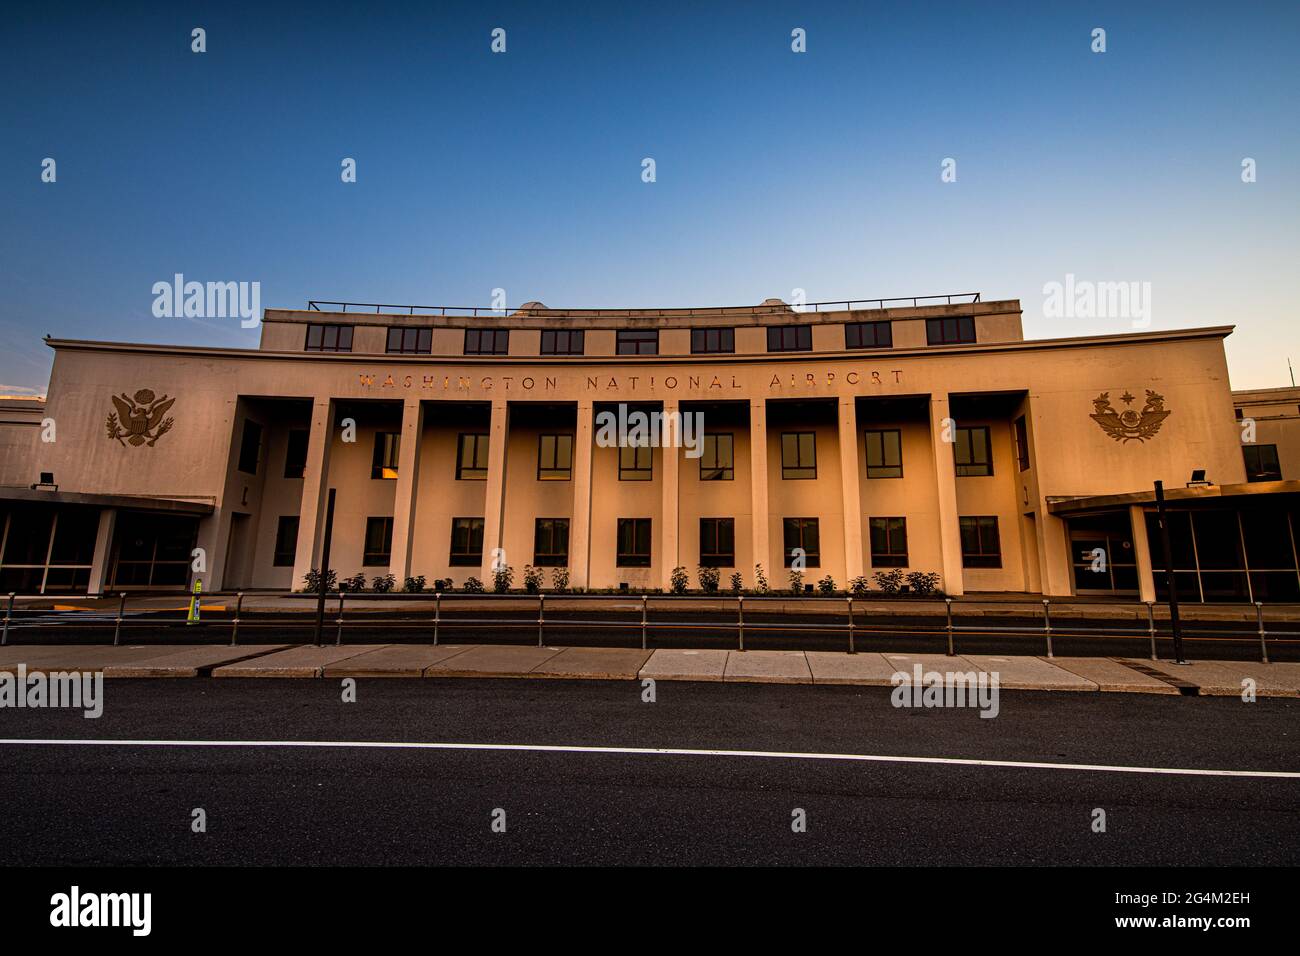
[2,1,1297,394]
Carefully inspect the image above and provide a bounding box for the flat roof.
[1046,480,1300,515]
[0,487,215,514]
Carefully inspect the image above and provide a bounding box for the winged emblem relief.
[106,388,176,447]
[1089,389,1170,443]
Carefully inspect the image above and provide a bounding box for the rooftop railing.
[304,292,983,317]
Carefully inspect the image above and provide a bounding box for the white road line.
[1,738,1297,778]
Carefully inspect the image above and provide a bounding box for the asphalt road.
[1,679,1296,866]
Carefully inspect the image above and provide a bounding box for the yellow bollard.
[186,579,202,625]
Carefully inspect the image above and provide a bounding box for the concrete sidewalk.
[0,642,1296,696]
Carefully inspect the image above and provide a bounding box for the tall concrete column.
[929,395,965,597]
[291,397,335,589]
[838,396,864,582]
[569,401,595,589]
[86,507,117,595]
[749,398,770,582]
[660,399,681,590]
[1130,503,1157,603]
[387,398,425,583]
[479,400,510,582]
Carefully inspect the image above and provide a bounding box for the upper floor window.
[1243,444,1282,482]
[237,420,262,474]
[691,327,735,354]
[1014,416,1030,472]
[767,325,811,352]
[284,429,309,479]
[700,433,734,480]
[538,434,573,480]
[781,432,817,479]
[845,321,892,350]
[865,429,902,479]
[305,324,353,352]
[465,329,509,355]
[926,316,976,345]
[541,329,584,355]
[954,425,993,477]
[386,327,432,354]
[619,444,653,480]
[617,330,658,355]
[372,432,400,479]
[456,433,489,480]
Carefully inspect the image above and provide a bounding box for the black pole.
[1153,480,1185,663]
[314,488,336,647]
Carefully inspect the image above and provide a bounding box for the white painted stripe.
[1,738,1297,778]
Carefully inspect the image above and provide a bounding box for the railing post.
[737,595,745,651]
[846,596,855,654]
[945,598,954,656]
[640,594,648,651]
[113,592,127,646]
[1,592,13,646]
[1145,601,1158,660]
[230,592,243,646]
[1258,598,1268,665]
[1042,598,1054,658]
[433,591,441,646]
[538,593,545,648]
[334,592,345,646]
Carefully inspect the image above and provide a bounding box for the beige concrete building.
[2,293,1297,603]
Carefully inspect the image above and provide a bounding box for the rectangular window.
[767,325,812,352]
[363,517,394,566]
[616,518,652,567]
[284,429,309,479]
[954,425,993,477]
[537,434,573,480]
[845,321,892,350]
[690,327,735,354]
[1014,416,1030,472]
[540,329,584,355]
[699,433,734,480]
[456,434,489,480]
[237,420,262,474]
[273,516,299,566]
[304,324,353,352]
[1243,444,1282,482]
[372,431,400,479]
[959,516,1002,568]
[616,330,659,355]
[781,431,817,479]
[533,518,570,566]
[386,327,432,354]
[864,429,902,479]
[449,517,485,566]
[782,518,821,568]
[464,329,509,355]
[926,316,976,345]
[699,518,736,567]
[619,444,653,480]
[869,517,908,567]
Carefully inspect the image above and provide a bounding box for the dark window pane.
[449,517,485,566]
[284,429,309,478]
[1192,512,1243,570]
[49,509,98,565]
[363,517,393,565]
[273,516,299,566]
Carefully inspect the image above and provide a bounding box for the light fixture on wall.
[30,471,57,491]
[1187,469,1210,488]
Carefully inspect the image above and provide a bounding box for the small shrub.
[523,565,544,594]
[729,571,743,593]
[301,567,338,593]
[698,566,720,593]
[463,576,485,593]
[492,565,514,593]
[371,573,396,593]
[849,575,869,597]
[402,575,426,593]
[670,566,689,594]
[872,568,904,594]
[754,563,769,594]
[906,570,941,596]
[341,571,368,593]
[551,567,570,593]
[788,569,804,594]
[817,574,836,595]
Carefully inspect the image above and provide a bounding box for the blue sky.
[2,0,1297,393]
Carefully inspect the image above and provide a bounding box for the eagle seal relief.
[106,388,176,447]
[1089,389,1170,443]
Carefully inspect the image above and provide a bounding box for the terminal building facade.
[2,293,1298,603]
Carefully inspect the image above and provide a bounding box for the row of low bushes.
[300,564,943,597]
